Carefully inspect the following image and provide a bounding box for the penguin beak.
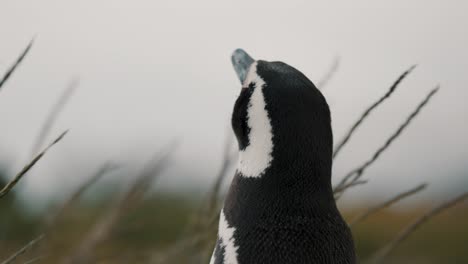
[231,49,255,85]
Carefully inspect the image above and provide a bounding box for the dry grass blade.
[203,132,235,221]
[153,231,214,264]
[0,234,44,264]
[367,191,468,264]
[349,183,427,226]
[156,134,235,263]
[178,132,234,234]
[317,56,340,90]
[334,86,439,196]
[333,65,417,159]
[0,39,34,91]
[31,78,78,155]
[22,256,44,264]
[0,130,68,199]
[122,143,176,207]
[62,144,175,264]
[333,180,368,200]
[43,163,118,229]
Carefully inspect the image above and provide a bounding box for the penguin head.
[231,49,333,180]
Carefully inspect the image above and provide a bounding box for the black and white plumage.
[209,49,356,264]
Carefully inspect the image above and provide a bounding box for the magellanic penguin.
[209,49,356,264]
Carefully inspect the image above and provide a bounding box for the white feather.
[237,62,274,178]
[209,252,215,264]
[219,209,239,264]
[210,210,239,264]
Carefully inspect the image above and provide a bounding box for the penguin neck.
[236,131,334,201]
[274,140,332,181]
[269,132,333,196]
[233,144,335,217]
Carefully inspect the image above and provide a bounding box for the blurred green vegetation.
[0,190,467,263]
[348,207,468,263]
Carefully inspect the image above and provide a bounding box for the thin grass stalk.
[333,65,417,159]
[0,130,68,198]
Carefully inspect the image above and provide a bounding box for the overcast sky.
[0,1,467,205]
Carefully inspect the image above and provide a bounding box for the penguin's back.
[213,174,356,264]
[230,214,355,264]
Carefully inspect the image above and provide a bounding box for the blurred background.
[0,1,467,263]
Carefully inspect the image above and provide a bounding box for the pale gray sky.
[0,1,467,204]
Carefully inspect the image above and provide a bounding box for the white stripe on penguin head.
[237,62,274,178]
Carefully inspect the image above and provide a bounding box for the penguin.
[209,49,356,264]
